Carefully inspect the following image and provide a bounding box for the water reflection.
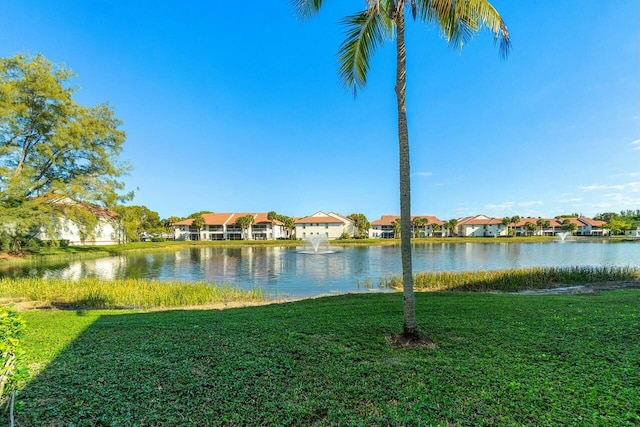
[3,242,638,298]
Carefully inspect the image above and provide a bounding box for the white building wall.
[46,216,120,245]
[296,223,345,239]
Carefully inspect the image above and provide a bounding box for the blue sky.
[2,1,638,221]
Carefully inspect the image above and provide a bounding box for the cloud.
[518,201,542,207]
[580,184,626,191]
[632,139,640,150]
[413,172,433,177]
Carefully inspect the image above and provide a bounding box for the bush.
[150,237,167,242]
[0,307,27,402]
[340,231,351,240]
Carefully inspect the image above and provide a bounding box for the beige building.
[295,211,354,240]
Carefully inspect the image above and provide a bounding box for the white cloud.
[518,201,542,207]
[485,202,515,210]
[414,172,433,177]
[580,184,626,191]
[632,139,640,150]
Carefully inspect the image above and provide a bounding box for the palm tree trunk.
[394,6,418,337]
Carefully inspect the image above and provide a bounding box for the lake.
[6,241,638,298]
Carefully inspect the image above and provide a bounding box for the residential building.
[295,211,354,240]
[173,213,286,241]
[457,215,508,237]
[38,202,122,245]
[575,217,609,236]
[370,215,447,238]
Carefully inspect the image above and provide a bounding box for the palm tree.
[412,217,428,237]
[446,218,458,237]
[510,215,521,236]
[536,218,550,236]
[235,215,255,240]
[294,0,510,340]
[393,217,402,239]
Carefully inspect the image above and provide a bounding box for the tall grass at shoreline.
[379,266,640,292]
[0,277,264,309]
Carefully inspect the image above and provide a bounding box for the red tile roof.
[371,215,444,226]
[578,217,606,227]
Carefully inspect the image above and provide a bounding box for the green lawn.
[13,290,639,426]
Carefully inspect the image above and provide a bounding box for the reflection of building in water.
[43,256,126,280]
[181,247,291,287]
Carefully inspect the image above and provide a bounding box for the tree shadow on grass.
[14,295,419,426]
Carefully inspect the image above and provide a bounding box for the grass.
[0,277,264,309]
[380,266,640,292]
[12,290,640,426]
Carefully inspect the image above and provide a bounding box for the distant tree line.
[594,210,640,235]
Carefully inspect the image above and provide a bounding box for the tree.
[0,54,131,252]
[524,221,536,236]
[294,0,509,339]
[561,219,578,235]
[114,205,163,243]
[267,210,277,239]
[393,218,402,239]
[412,217,428,238]
[510,215,521,236]
[348,213,371,238]
[283,216,296,239]
[536,218,550,236]
[235,214,254,240]
[446,218,458,237]
[191,215,205,240]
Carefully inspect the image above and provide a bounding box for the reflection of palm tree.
[293,0,509,339]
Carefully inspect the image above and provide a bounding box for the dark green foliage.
[15,291,640,426]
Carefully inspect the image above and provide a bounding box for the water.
[4,242,638,298]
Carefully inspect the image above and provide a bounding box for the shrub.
[0,307,27,403]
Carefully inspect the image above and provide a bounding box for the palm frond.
[338,8,393,96]
[416,0,510,57]
[291,0,324,19]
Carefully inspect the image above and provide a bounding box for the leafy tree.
[235,215,254,240]
[0,54,131,252]
[188,211,211,218]
[164,216,182,228]
[348,213,371,238]
[556,214,579,219]
[114,205,162,242]
[561,219,578,235]
[293,0,509,340]
[596,211,639,235]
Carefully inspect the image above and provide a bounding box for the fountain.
[297,235,336,254]
[556,232,571,241]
